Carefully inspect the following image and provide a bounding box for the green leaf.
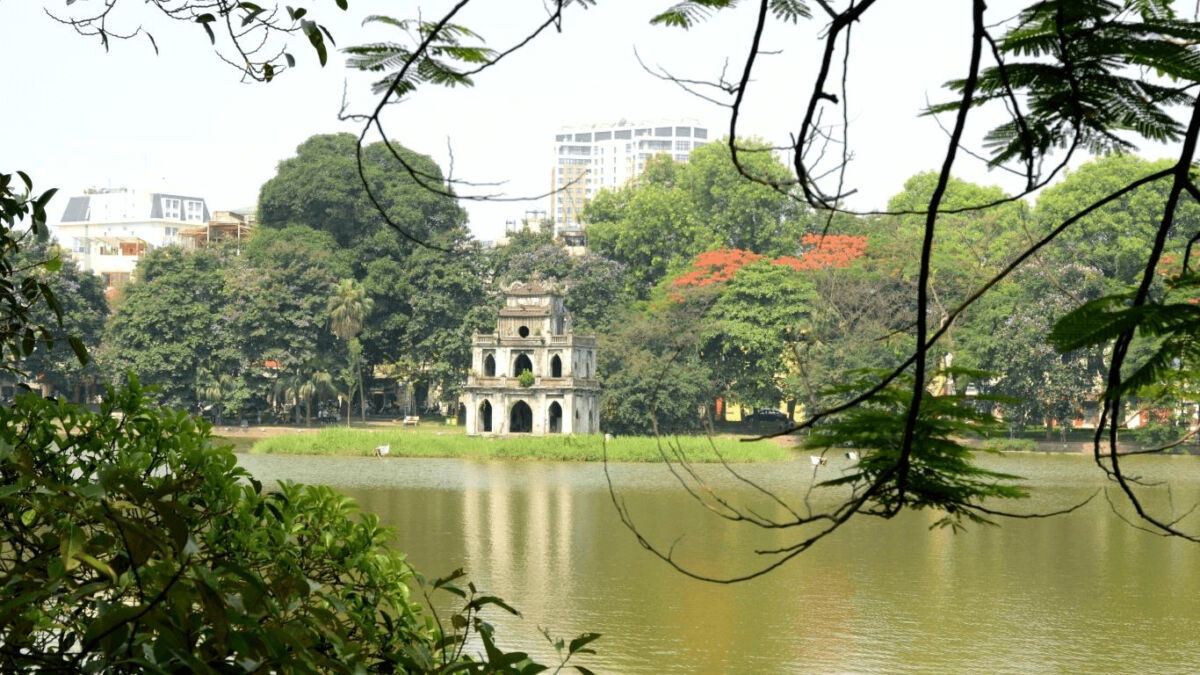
[568,632,601,655]
[68,336,89,366]
[301,20,327,66]
[74,552,117,583]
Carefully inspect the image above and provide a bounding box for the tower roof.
[504,277,564,297]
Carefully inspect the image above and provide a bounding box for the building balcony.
[472,332,596,348]
[466,374,600,390]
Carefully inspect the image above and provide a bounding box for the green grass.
[214,435,259,454]
[250,428,791,462]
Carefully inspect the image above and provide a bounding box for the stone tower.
[463,279,600,435]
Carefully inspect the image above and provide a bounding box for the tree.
[230,225,350,420]
[258,133,467,251]
[328,278,374,423]
[360,233,491,411]
[1034,155,1200,289]
[6,237,107,399]
[599,306,715,435]
[0,377,582,672]
[584,140,806,299]
[101,246,232,411]
[958,263,1107,433]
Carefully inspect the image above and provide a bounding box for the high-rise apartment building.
[549,118,709,235]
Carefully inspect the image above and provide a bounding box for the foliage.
[517,368,535,388]
[585,140,807,298]
[672,238,866,288]
[1049,270,1200,401]
[1034,155,1200,288]
[0,379,577,672]
[257,133,466,250]
[5,237,107,396]
[0,172,87,372]
[598,307,715,435]
[103,229,348,419]
[807,369,1027,531]
[958,263,1106,431]
[938,0,1200,165]
[46,0,347,83]
[982,438,1038,453]
[252,426,789,462]
[361,233,491,407]
[700,260,818,408]
[101,246,232,410]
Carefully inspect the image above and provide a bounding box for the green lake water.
[238,451,1200,673]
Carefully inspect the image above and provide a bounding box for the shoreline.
[219,423,794,463]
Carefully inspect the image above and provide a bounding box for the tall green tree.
[101,247,232,411]
[257,133,467,250]
[1035,155,1200,289]
[599,305,715,435]
[328,278,374,423]
[699,260,817,411]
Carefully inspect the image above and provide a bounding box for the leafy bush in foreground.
[0,378,594,672]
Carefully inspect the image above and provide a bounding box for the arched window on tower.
[551,355,562,378]
[513,353,533,377]
[479,400,493,433]
[483,353,496,377]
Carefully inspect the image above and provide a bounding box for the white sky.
[3,0,1166,242]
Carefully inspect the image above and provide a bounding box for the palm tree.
[297,364,335,426]
[197,369,237,426]
[327,279,374,424]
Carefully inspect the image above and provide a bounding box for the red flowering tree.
[773,234,868,271]
[672,248,765,288]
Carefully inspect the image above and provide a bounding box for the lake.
[238,450,1200,673]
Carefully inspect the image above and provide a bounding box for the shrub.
[517,369,535,388]
[983,437,1038,453]
[0,377,594,672]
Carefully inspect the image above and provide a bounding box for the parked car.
[744,409,790,424]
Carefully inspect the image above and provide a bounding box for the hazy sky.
[4,0,1160,242]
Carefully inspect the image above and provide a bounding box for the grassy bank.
[250,428,791,462]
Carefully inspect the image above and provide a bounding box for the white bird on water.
[810,455,827,466]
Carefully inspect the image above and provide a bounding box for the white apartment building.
[56,188,210,289]
[550,118,710,235]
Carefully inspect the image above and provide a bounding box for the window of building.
[635,128,650,136]
[675,140,691,152]
[654,126,673,136]
[101,272,130,288]
[594,131,612,141]
[162,197,181,220]
[693,127,708,139]
[185,200,203,222]
[676,126,691,136]
[556,133,571,142]
[614,129,631,139]
[675,154,689,162]
[573,132,592,142]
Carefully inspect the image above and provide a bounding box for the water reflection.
[238,453,1200,673]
